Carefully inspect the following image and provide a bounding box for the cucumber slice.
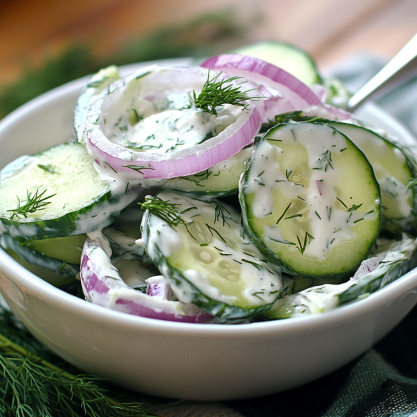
[264,236,417,318]
[0,142,139,240]
[1,233,79,281]
[74,65,121,143]
[231,41,322,86]
[25,234,86,264]
[329,122,417,236]
[141,191,284,320]
[327,122,417,236]
[264,113,417,236]
[240,122,381,278]
[161,146,252,196]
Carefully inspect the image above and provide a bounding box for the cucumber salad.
[1,42,417,323]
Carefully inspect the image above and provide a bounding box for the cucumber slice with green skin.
[74,65,121,143]
[240,122,381,278]
[0,142,139,240]
[141,191,284,320]
[1,233,79,280]
[24,234,86,264]
[263,112,417,237]
[231,41,322,86]
[326,122,417,236]
[161,146,253,196]
[264,236,417,319]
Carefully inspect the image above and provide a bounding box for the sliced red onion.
[80,236,212,323]
[201,54,352,122]
[146,275,175,300]
[84,65,263,180]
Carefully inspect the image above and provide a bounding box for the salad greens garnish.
[7,189,56,221]
[0,306,152,417]
[190,71,259,116]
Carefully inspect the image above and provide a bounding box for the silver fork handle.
[347,33,417,112]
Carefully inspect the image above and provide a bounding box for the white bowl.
[0,61,416,401]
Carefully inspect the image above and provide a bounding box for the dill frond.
[7,189,56,221]
[191,71,259,116]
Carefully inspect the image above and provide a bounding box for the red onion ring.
[201,54,352,122]
[80,236,212,323]
[84,65,263,180]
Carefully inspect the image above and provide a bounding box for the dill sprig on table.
[0,306,153,417]
[7,189,56,221]
[191,71,259,116]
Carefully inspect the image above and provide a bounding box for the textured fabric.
[141,54,417,417]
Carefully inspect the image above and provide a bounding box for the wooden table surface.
[1,0,416,84]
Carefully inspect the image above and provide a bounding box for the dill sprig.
[139,196,196,238]
[0,306,153,417]
[190,71,259,116]
[7,189,56,221]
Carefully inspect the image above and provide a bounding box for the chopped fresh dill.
[295,232,314,254]
[284,214,302,220]
[336,197,347,209]
[7,189,56,221]
[327,206,332,221]
[213,200,232,227]
[317,150,333,171]
[104,161,118,173]
[348,203,363,212]
[241,258,262,270]
[205,223,226,243]
[178,169,212,187]
[190,70,260,116]
[276,203,292,224]
[37,164,57,174]
[122,164,155,175]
